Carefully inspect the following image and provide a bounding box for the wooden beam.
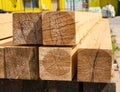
[5,46,39,80]
[0,37,13,78]
[13,13,42,45]
[0,14,12,40]
[39,46,77,81]
[0,47,5,78]
[42,11,102,46]
[77,19,112,83]
[13,12,101,45]
[83,83,116,92]
[93,20,112,82]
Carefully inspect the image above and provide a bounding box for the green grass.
[112,35,120,54]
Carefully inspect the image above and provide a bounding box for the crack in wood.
[43,12,75,45]
[19,21,27,43]
[41,48,70,76]
[47,13,64,44]
[91,49,99,82]
[17,13,42,44]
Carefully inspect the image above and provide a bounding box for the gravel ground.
[109,17,120,46]
[109,17,120,92]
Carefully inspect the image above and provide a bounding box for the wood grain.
[77,19,112,83]
[13,13,42,45]
[93,19,112,82]
[13,12,102,45]
[0,47,5,78]
[42,11,75,45]
[0,14,12,40]
[39,47,77,81]
[5,46,39,80]
[75,12,102,44]
[0,37,13,78]
[42,11,102,45]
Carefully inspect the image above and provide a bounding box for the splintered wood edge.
[0,37,13,46]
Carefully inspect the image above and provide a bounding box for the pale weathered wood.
[0,14,12,40]
[0,37,13,46]
[75,12,102,44]
[5,46,39,80]
[13,13,42,45]
[42,11,102,45]
[77,19,112,83]
[83,83,116,92]
[39,47,77,81]
[0,47,5,78]
[93,20,112,82]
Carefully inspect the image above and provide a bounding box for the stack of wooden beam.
[0,11,113,84]
[77,19,112,83]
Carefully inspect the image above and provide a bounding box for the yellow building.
[0,0,89,12]
[0,0,118,14]
[0,0,65,12]
[90,0,118,14]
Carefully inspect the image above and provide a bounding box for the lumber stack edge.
[0,11,115,87]
[77,19,113,83]
[0,14,12,40]
[13,11,102,46]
